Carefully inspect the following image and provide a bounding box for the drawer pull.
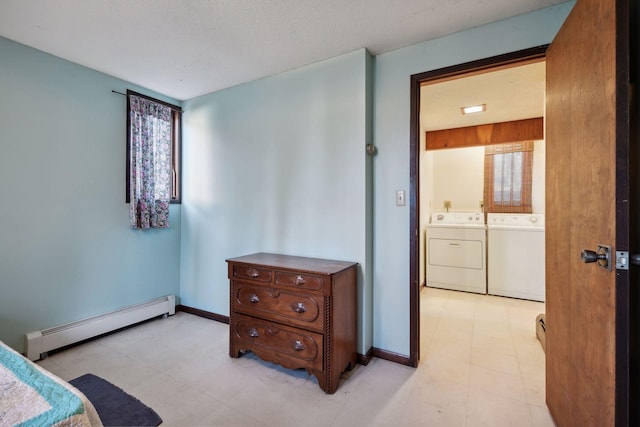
[247,268,260,278]
[293,340,305,351]
[295,275,306,285]
[249,294,260,303]
[248,328,259,337]
[293,302,306,314]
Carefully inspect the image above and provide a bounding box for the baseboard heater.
[25,295,175,361]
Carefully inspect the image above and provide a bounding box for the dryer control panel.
[431,212,484,225]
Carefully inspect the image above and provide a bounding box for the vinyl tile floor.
[38,287,553,426]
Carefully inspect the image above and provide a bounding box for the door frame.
[630,0,639,423]
[615,1,634,425]
[408,46,548,366]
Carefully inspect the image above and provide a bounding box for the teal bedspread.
[0,341,102,427]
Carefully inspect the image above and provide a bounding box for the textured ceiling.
[0,0,565,101]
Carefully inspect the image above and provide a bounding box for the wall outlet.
[443,200,451,210]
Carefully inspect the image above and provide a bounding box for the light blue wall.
[180,50,374,353]
[0,37,182,352]
[372,2,575,355]
[0,2,575,359]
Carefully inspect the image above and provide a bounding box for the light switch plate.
[396,190,406,206]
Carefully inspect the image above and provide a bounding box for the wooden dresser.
[227,252,358,394]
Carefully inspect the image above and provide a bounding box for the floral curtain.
[129,95,172,229]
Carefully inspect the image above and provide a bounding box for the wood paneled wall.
[425,117,543,150]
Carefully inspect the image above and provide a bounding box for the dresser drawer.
[232,314,323,371]
[232,283,324,332]
[232,265,272,283]
[275,271,325,292]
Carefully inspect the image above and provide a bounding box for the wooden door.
[545,0,630,426]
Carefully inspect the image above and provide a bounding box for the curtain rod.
[112,90,182,113]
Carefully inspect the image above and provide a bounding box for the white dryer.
[487,213,545,301]
[426,212,486,294]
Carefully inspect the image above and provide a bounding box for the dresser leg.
[229,338,241,358]
[307,369,332,393]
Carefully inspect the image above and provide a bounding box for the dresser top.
[226,252,357,275]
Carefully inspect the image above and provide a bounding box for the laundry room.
[418,60,547,303]
[422,141,546,298]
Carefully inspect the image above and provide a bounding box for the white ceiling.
[0,0,564,101]
[421,60,546,131]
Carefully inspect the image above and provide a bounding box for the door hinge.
[616,251,629,270]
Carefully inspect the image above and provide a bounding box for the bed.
[0,340,102,427]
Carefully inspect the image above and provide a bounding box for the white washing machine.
[487,213,545,301]
[426,212,486,294]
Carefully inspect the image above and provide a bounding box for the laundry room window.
[484,141,533,213]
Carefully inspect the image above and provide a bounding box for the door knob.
[581,250,606,263]
[581,244,612,271]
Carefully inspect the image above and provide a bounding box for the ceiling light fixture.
[461,104,486,115]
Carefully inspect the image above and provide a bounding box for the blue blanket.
[0,341,102,427]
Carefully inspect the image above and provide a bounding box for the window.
[484,141,533,213]
[126,90,181,229]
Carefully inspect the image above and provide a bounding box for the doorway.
[409,46,548,365]
[409,2,638,423]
